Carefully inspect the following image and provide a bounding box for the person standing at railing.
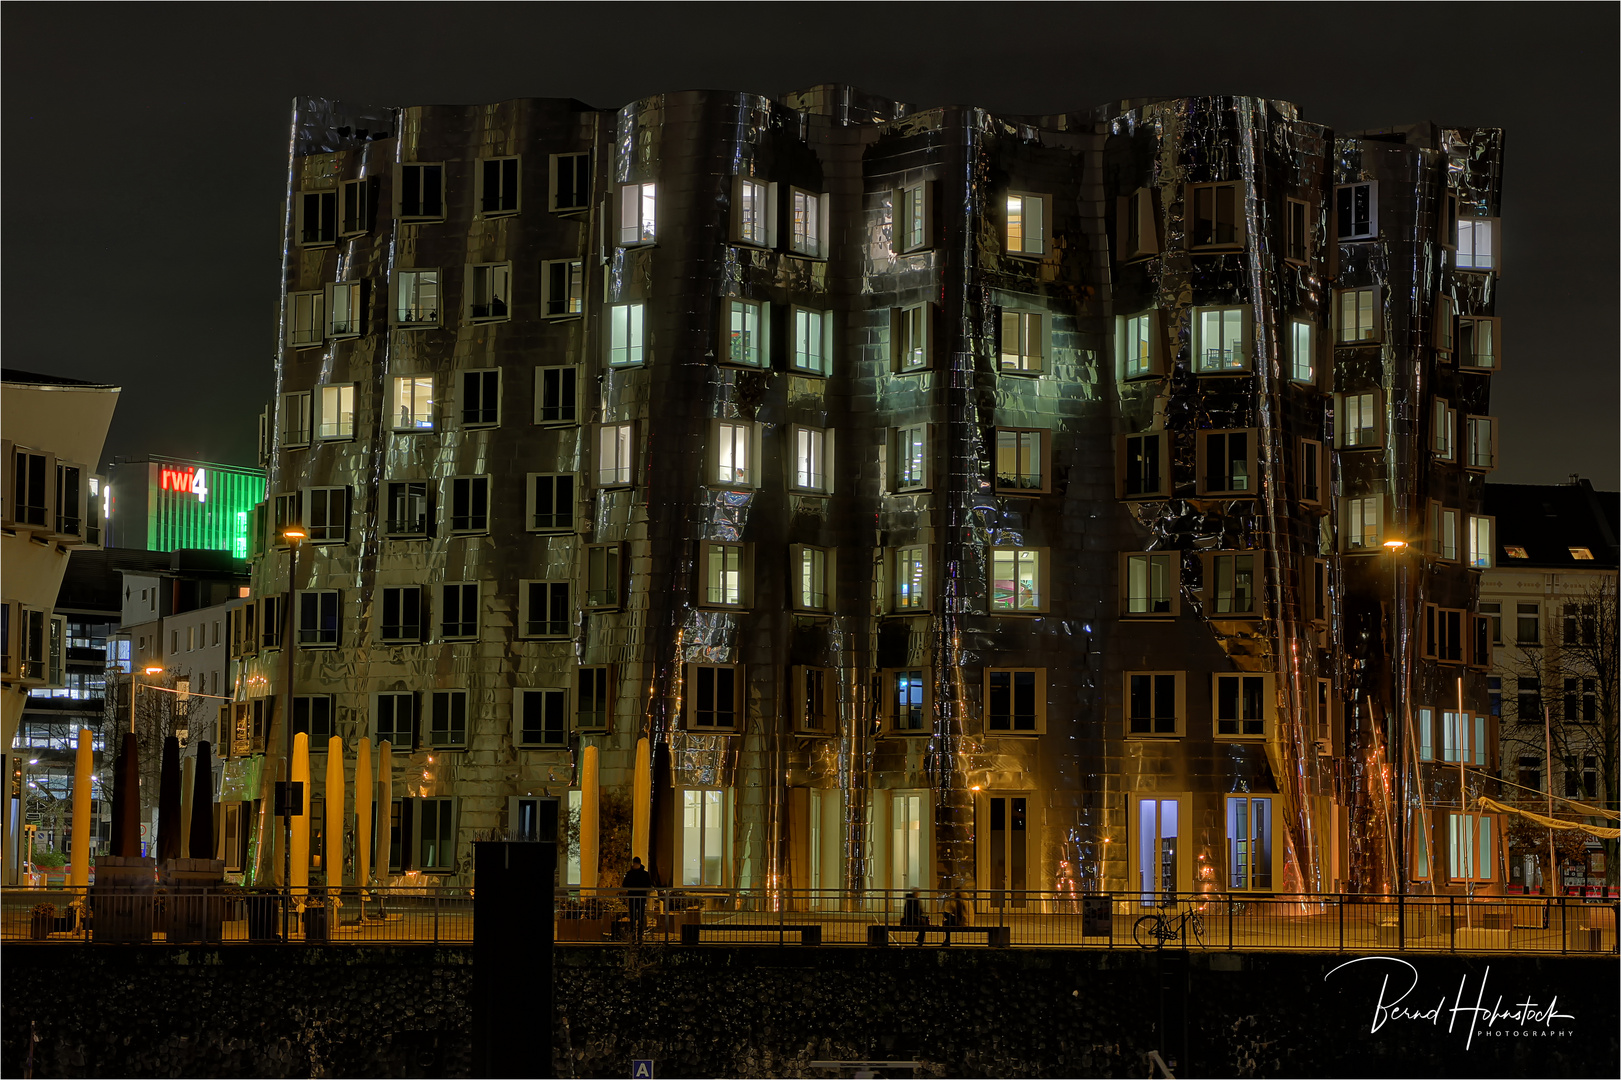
[900,889,928,945]
[622,857,652,944]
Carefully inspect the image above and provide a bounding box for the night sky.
[4,5,1616,487]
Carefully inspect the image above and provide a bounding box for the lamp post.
[130,664,165,733]
[1384,538,1408,943]
[280,526,306,939]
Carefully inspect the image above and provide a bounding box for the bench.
[681,923,822,945]
[867,924,1010,947]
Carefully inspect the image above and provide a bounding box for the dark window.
[1336,183,1374,240]
[585,545,621,607]
[1123,434,1163,498]
[988,670,1039,732]
[799,667,827,732]
[292,695,334,739]
[1203,431,1252,494]
[892,670,925,731]
[430,691,467,747]
[531,475,574,530]
[462,371,500,426]
[537,367,577,424]
[577,667,610,731]
[1191,184,1239,246]
[400,164,443,219]
[1286,200,1309,262]
[441,583,479,640]
[553,153,591,212]
[480,157,519,214]
[450,477,489,533]
[1216,674,1267,736]
[380,587,424,643]
[523,582,570,638]
[693,667,738,729]
[1128,674,1178,735]
[386,481,430,537]
[1516,677,1541,724]
[1516,603,1540,645]
[296,591,339,647]
[300,191,337,244]
[518,689,567,747]
[375,694,415,747]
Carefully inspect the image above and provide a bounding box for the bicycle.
[1133,898,1206,948]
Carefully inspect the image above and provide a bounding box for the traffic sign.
[631,1060,654,1078]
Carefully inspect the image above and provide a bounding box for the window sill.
[685,727,740,735]
[1193,369,1254,378]
[885,730,931,737]
[791,608,833,619]
[390,426,437,434]
[397,216,446,225]
[439,636,480,644]
[1197,490,1257,499]
[993,486,1050,498]
[477,210,519,220]
[296,241,336,251]
[1126,732,1183,740]
[378,639,425,647]
[997,366,1044,377]
[793,728,835,738]
[986,728,1044,736]
[290,342,325,352]
[1214,733,1268,741]
[542,313,584,322]
[1121,614,1178,621]
[515,742,569,751]
[1188,244,1245,253]
[989,609,1048,618]
[467,317,511,327]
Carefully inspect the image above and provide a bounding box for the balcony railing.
[6,887,1614,953]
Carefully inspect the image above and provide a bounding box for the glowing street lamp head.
[1383,539,1408,550]
[143,665,165,675]
[282,526,308,542]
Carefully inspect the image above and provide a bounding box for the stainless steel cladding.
[230,90,1502,905]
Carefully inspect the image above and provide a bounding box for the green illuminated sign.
[144,461,265,554]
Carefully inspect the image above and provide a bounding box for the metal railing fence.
[4,886,1615,953]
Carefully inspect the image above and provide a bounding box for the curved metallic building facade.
[220,89,1503,904]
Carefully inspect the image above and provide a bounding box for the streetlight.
[130,664,165,733]
[279,526,306,938]
[1384,538,1408,943]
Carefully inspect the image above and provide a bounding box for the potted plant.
[31,903,56,940]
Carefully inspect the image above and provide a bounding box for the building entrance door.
[1135,796,1184,905]
[983,794,1031,908]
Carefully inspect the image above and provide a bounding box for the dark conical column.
[156,736,183,861]
[188,742,215,859]
[111,732,141,858]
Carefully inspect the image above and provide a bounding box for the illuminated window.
[1205,553,1260,616]
[527,474,574,532]
[576,666,611,732]
[339,178,372,237]
[288,291,324,349]
[541,259,583,318]
[733,177,774,247]
[792,545,833,612]
[534,367,576,425]
[1290,320,1316,383]
[887,668,929,733]
[680,788,729,885]
[618,182,656,245]
[892,303,931,371]
[700,543,750,608]
[1000,310,1046,372]
[1468,516,1495,569]
[1005,191,1050,256]
[1456,217,1499,272]
[990,547,1045,613]
[1428,502,1460,561]
[1119,311,1161,379]
[1570,546,1594,560]
[792,426,830,493]
[724,299,768,367]
[1199,430,1256,496]
[893,425,928,490]
[896,182,930,252]
[687,665,741,731]
[295,590,340,648]
[713,421,757,487]
[1448,812,1494,882]
[584,545,622,609]
[448,476,489,534]
[384,481,429,538]
[1337,390,1381,448]
[429,691,468,748]
[1226,797,1273,890]
[397,163,444,221]
[467,263,511,322]
[789,188,827,257]
[1284,198,1312,263]
[605,303,644,367]
[1334,182,1377,241]
[1188,182,1243,248]
[280,391,312,447]
[987,669,1044,733]
[394,269,440,326]
[325,281,363,338]
[1464,415,1496,471]
[477,156,520,216]
[439,583,479,641]
[515,689,567,748]
[519,581,571,639]
[1504,545,1528,559]
[391,377,433,431]
[1458,316,1500,371]
[995,429,1047,493]
[1342,496,1382,551]
[460,369,500,427]
[549,152,591,213]
[1432,399,1456,461]
[1123,552,1177,616]
[892,546,928,612]
[791,307,831,375]
[1214,673,1270,738]
[794,666,832,734]
[1335,287,1378,342]
[1119,433,1165,499]
[1193,306,1248,372]
[378,586,425,644]
[595,423,635,486]
[303,487,349,544]
[1126,671,1182,736]
[297,190,336,247]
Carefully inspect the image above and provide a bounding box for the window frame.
[1004,191,1051,257]
[788,187,829,259]
[296,189,337,248]
[384,480,431,539]
[698,541,752,610]
[1336,389,1383,449]
[790,425,832,494]
[548,152,592,214]
[446,474,491,535]
[1464,414,1497,472]
[288,291,325,350]
[439,581,480,642]
[280,391,313,448]
[459,368,501,429]
[993,428,1050,495]
[302,486,350,545]
[542,258,584,320]
[465,262,513,324]
[583,544,623,611]
[291,694,335,742]
[985,668,1046,734]
[476,155,521,218]
[617,182,657,246]
[428,690,469,750]
[895,181,932,254]
[892,425,931,492]
[1428,501,1461,563]
[518,580,573,640]
[1432,398,1457,462]
[1334,286,1381,344]
[594,422,636,487]
[731,176,776,248]
[605,302,646,368]
[1458,316,1501,372]
[373,691,416,748]
[396,162,445,222]
[686,663,743,733]
[1455,217,1500,274]
[789,306,832,376]
[339,178,373,238]
[890,544,930,614]
[325,281,364,340]
[790,544,835,613]
[1448,812,1496,883]
[515,688,569,749]
[1196,429,1259,497]
[316,383,356,442]
[711,419,761,489]
[1116,187,1160,261]
[1118,310,1163,380]
[1284,198,1313,265]
[722,298,770,368]
[576,666,612,733]
[1213,671,1273,740]
[1334,181,1378,242]
[526,472,576,533]
[1299,438,1325,507]
[295,589,340,649]
[988,546,1049,614]
[999,310,1047,374]
[533,366,578,427]
[378,585,427,645]
[792,665,835,735]
[1118,432,1167,499]
[1226,795,1276,892]
[1125,670,1184,738]
[1121,552,1179,618]
[393,268,441,328]
[884,667,932,735]
[1341,494,1384,552]
[891,303,932,373]
[1187,181,1245,250]
[1192,306,1252,374]
[1289,318,1317,384]
[1202,551,1262,618]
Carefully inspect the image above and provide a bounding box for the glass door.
[1136,797,1181,906]
[890,792,926,891]
[986,794,1030,908]
[681,789,726,887]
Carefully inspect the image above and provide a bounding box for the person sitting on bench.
[900,889,928,945]
[941,889,973,944]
